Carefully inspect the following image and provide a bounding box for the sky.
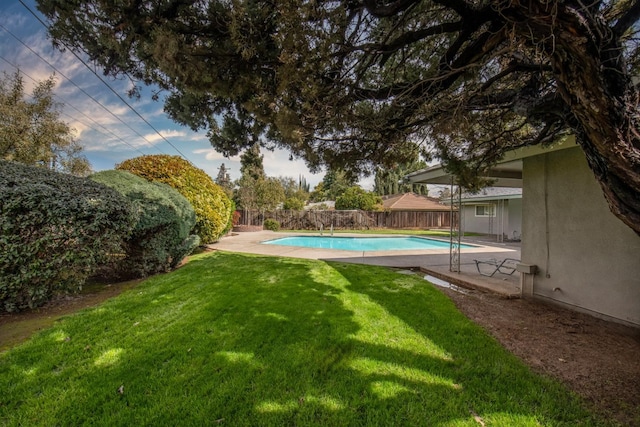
[0,0,372,190]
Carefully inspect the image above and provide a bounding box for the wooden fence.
[237,210,456,230]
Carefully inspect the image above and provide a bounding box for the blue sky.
[0,0,351,189]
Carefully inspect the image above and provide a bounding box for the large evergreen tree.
[374,161,429,196]
[239,143,265,181]
[37,0,640,234]
[215,163,234,198]
[0,71,91,176]
[321,169,356,201]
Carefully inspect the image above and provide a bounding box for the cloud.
[141,129,187,144]
[193,148,240,162]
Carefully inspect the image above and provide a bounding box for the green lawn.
[0,252,600,426]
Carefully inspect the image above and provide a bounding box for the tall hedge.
[0,160,136,312]
[117,155,232,243]
[91,170,200,278]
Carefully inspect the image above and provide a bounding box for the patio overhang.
[407,136,577,187]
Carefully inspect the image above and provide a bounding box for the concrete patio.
[208,231,522,297]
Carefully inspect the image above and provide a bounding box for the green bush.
[263,218,281,231]
[335,186,383,211]
[283,197,305,211]
[0,161,136,312]
[91,170,200,278]
[117,155,232,244]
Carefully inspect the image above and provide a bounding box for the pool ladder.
[319,224,334,236]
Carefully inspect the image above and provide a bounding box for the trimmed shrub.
[263,218,281,231]
[0,160,136,312]
[91,170,200,278]
[117,155,232,244]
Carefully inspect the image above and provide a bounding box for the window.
[475,204,496,217]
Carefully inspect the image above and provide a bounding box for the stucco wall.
[522,147,640,326]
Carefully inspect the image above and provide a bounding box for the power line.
[0,22,167,156]
[17,0,195,164]
[0,54,148,157]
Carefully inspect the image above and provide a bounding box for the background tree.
[308,182,326,203]
[282,197,305,211]
[335,186,383,211]
[240,143,265,181]
[311,169,356,202]
[215,163,234,198]
[374,161,429,196]
[256,177,286,211]
[0,71,90,176]
[438,187,452,202]
[117,155,232,244]
[298,175,310,193]
[37,0,640,234]
[235,175,285,212]
[278,175,310,209]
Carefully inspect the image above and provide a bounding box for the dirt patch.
[0,279,142,352]
[439,287,640,426]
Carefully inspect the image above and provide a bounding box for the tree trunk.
[504,1,640,236]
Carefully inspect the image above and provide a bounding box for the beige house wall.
[522,147,640,326]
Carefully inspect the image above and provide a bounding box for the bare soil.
[439,287,640,426]
[1,273,638,425]
[0,279,142,352]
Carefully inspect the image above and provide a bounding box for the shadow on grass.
[0,253,598,426]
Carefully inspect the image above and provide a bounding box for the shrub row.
[0,161,136,312]
[0,162,205,312]
[91,170,200,278]
[117,155,232,244]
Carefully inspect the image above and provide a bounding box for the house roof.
[304,201,335,210]
[442,187,522,204]
[382,193,451,211]
[464,187,522,199]
[406,136,578,187]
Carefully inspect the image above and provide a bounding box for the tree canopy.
[215,163,234,198]
[37,0,640,234]
[0,71,90,176]
[239,143,265,181]
[335,186,383,211]
[374,161,429,196]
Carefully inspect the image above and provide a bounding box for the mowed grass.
[1,252,599,426]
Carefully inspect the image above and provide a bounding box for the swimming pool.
[262,236,472,251]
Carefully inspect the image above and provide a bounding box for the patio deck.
[207,231,521,297]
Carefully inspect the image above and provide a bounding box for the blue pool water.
[262,236,472,252]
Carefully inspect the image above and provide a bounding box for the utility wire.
[0,22,166,156]
[18,0,195,164]
[0,54,148,156]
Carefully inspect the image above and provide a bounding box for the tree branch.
[362,0,420,17]
[613,0,640,37]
